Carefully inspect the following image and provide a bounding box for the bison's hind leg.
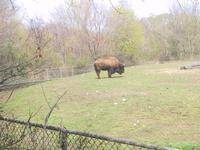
[96,70,101,79]
[94,64,101,79]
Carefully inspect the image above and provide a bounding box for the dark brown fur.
[94,57,125,79]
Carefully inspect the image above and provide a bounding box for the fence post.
[61,129,67,150]
[46,69,49,80]
[60,68,63,78]
[71,67,74,76]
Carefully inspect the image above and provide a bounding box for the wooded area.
[1,0,200,85]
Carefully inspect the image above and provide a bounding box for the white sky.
[131,0,173,17]
[17,0,173,21]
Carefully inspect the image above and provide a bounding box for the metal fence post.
[61,129,67,150]
[60,68,63,78]
[71,67,74,76]
[46,69,49,80]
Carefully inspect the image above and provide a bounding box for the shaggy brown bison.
[94,57,125,79]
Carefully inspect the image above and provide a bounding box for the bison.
[94,57,125,79]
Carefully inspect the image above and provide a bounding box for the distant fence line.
[32,65,94,81]
[0,66,93,91]
[0,117,177,150]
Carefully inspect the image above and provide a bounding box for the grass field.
[1,61,200,149]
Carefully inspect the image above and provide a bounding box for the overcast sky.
[16,0,173,21]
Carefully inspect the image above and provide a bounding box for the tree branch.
[109,0,123,14]
[44,90,68,126]
[40,84,51,109]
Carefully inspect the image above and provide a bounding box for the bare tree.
[169,0,200,58]
[51,0,109,62]
[0,1,51,119]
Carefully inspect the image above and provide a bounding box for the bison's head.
[116,63,125,75]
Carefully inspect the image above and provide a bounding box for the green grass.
[1,61,200,148]
[170,143,200,150]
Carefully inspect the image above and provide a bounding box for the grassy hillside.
[1,61,200,148]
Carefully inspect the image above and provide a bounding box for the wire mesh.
[66,133,143,150]
[0,118,176,150]
[0,120,61,150]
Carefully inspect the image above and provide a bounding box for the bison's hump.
[94,56,121,68]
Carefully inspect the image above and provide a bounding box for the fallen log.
[180,62,200,70]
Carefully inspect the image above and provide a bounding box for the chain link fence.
[0,117,177,150]
[32,65,93,81]
[0,65,93,91]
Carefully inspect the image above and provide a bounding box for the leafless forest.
[1,0,200,86]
